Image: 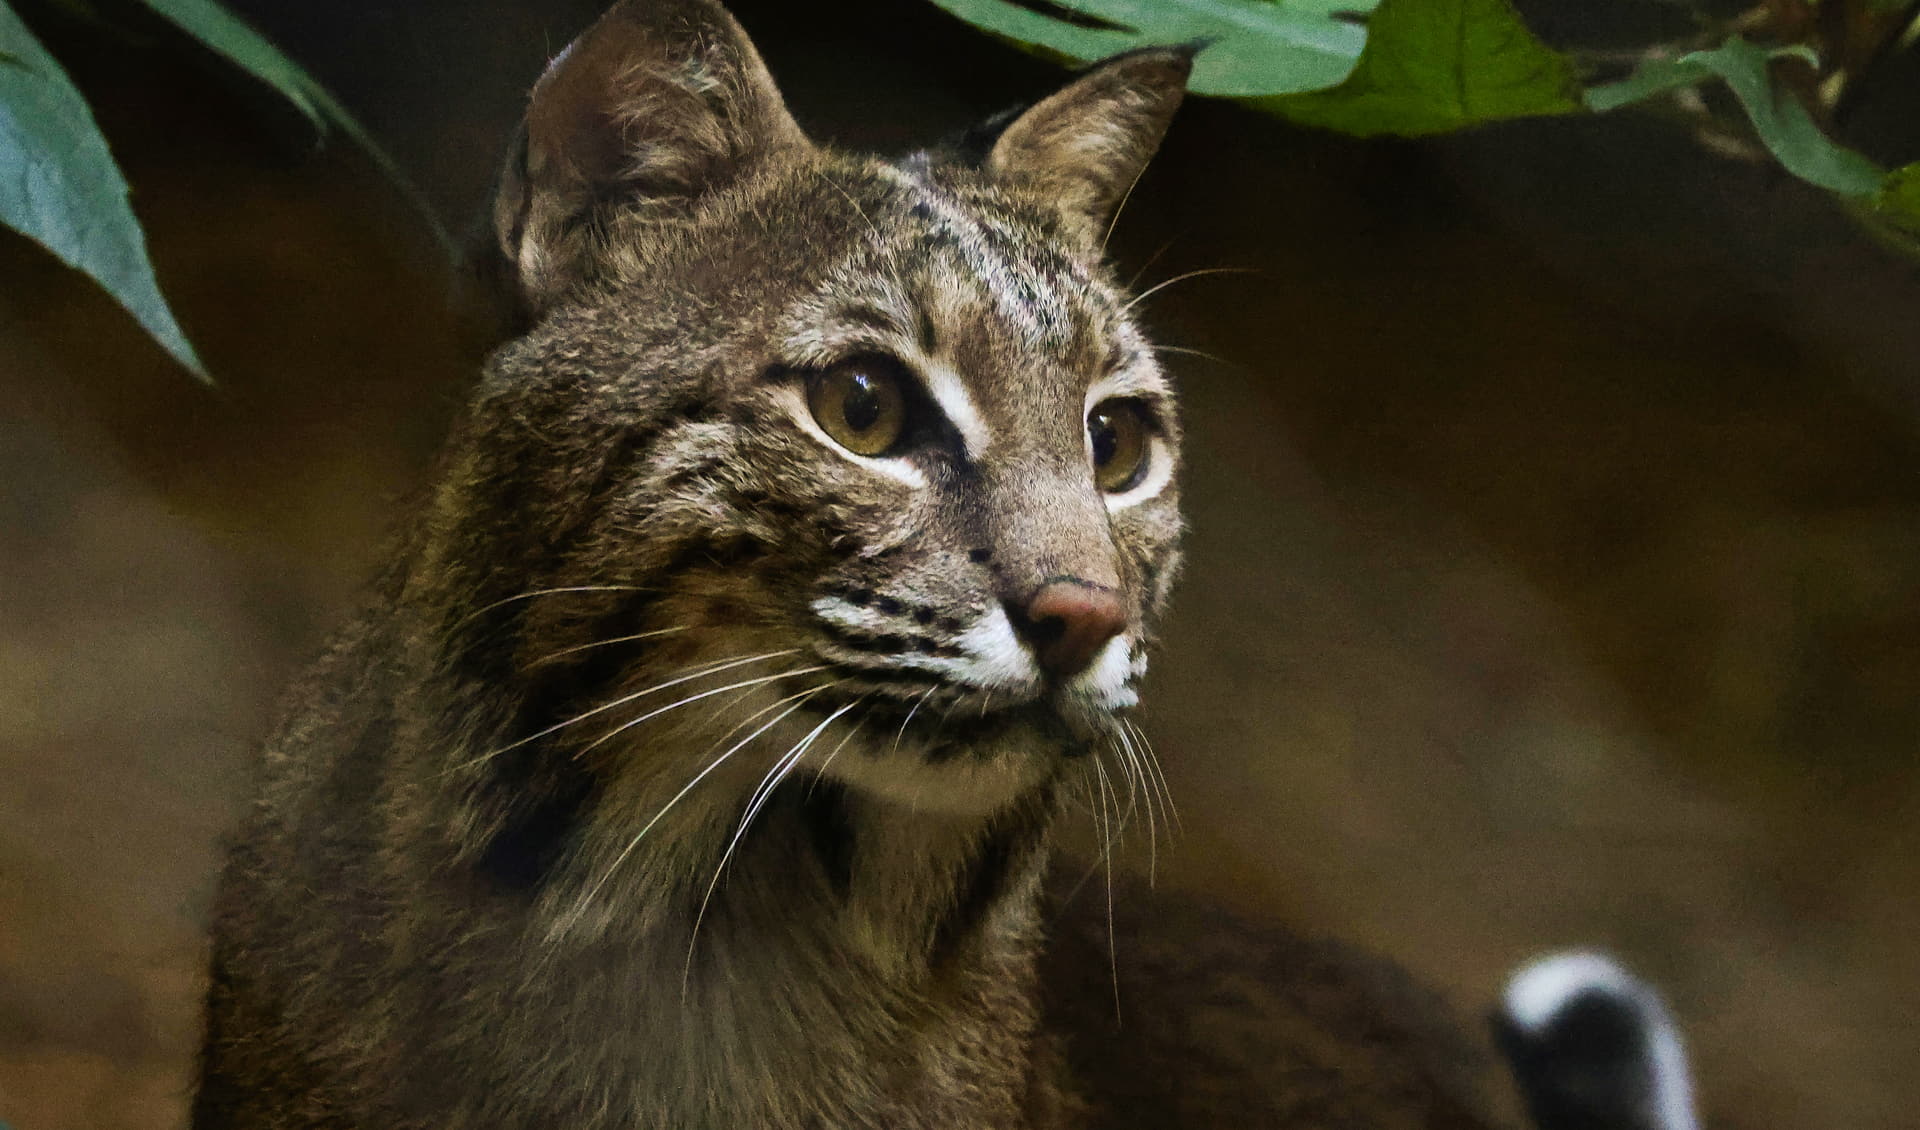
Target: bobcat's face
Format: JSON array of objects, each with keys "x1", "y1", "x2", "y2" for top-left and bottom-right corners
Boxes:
[{"x1": 445, "y1": 1, "x2": 1189, "y2": 817}]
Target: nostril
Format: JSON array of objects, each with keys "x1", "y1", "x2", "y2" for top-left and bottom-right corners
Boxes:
[{"x1": 1012, "y1": 580, "x2": 1127, "y2": 679}]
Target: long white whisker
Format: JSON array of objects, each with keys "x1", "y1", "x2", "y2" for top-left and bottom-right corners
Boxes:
[
  {"x1": 683, "y1": 694, "x2": 855, "y2": 988},
  {"x1": 891, "y1": 685, "x2": 939, "y2": 756},
  {"x1": 1124, "y1": 238, "x2": 1176, "y2": 292},
  {"x1": 1113, "y1": 724, "x2": 1157, "y2": 886},
  {"x1": 450, "y1": 649, "x2": 801, "y2": 773},
  {"x1": 1127, "y1": 719, "x2": 1181, "y2": 832},
  {"x1": 1149, "y1": 344, "x2": 1230, "y2": 366},
  {"x1": 1094, "y1": 741, "x2": 1139, "y2": 845},
  {"x1": 1059, "y1": 765, "x2": 1113, "y2": 906},
  {"x1": 528, "y1": 626, "x2": 689, "y2": 667},
  {"x1": 696, "y1": 680, "x2": 825, "y2": 756},
  {"x1": 572, "y1": 665, "x2": 831, "y2": 760},
  {"x1": 1101, "y1": 162, "x2": 1151, "y2": 254},
  {"x1": 1119, "y1": 722, "x2": 1165, "y2": 851},
  {"x1": 811, "y1": 700, "x2": 871, "y2": 792},
  {"x1": 455, "y1": 584, "x2": 653, "y2": 627},
  {"x1": 1089, "y1": 754, "x2": 1122, "y2": 1022},
  {"x1": 558, "y1": 687, "x2": 825, "y2": 937},
  {"x1": 1122, "y1": 266, "x2": 1258, "y2": 315},
  {"x1": 732, "y1": 693, "x2": 851, "y2": 852}
]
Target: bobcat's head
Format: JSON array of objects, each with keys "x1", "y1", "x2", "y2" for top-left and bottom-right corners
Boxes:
[{"x1": 430, "y1": 0, "x2": 1188, "y2": 823}]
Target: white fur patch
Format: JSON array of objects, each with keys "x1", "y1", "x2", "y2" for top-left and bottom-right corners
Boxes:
[
  {"x1": 1069, "y1": 634, "x2": 1137, "y2": 710},
  {"x1": 954, "y1": 605, "x2": 1040, "y2": 691},
  {"x1": 918, "y1": 358, "x2": 992, "y2": 459}
]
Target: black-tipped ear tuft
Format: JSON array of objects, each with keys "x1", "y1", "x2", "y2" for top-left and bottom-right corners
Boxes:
[
  {"x1": 985, "y1": 46, "x2": 1193, "y2": 246},
  {"x1": 490, "y1": 0, "x2": 810, "y2": 318}
]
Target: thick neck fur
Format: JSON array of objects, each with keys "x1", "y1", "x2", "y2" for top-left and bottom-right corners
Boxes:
[{"x1": 316, "y1": 598, "x2": 1068, "y2": 1128}]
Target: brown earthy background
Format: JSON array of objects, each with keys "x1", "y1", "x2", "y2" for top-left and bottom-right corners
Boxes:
[{"x1": 2, "y1": 1, "x2": 1915, "y2": 1127}]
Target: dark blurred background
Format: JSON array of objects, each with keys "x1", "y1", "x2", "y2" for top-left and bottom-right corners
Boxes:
[{"x1": 3, "y1": 1, "x2": 1917, "y2": 1126}]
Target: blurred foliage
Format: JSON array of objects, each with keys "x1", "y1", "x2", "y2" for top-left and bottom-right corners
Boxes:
[
  {"x1": 923, "y1": 0, "x2": 1375, "y2": 95},
  {"x1": 1, "y1": 1, "x2": 204, "y2": 374},
  {"x1": 1255, "y1": 0, "x2": 1581, "y2": 134},
  {"x1": 931, "y1": 0, "x2": 1920, "y2": 247},
  {"x1": 4, "y1": 0, "x2": 1920, "y2": 378},
  {"x1": 0, "y1": 0, "x2": 423, "y2": 380}
]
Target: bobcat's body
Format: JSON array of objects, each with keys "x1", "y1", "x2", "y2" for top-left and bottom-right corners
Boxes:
[{"x1": 193, "y1": 3, "x2": 1510, "y2": 1126}]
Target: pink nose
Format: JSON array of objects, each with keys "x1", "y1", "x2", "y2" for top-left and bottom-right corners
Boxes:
[{"x1": 1012, "y1": 581, "x2": 1128, "y2": 679}]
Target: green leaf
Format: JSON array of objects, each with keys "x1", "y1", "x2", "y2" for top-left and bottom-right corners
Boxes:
[
  {"x1": 1256, "y1": 0, "x2": 1580, "y2": 136},
  {"x1": 1871, "y1": 161, "x2": 1920, "y2": 235},
  {"x1": 0, "y1": 1, "x2": 204, "y2": 376},
  {"x1": 138, "y1": 0, "x2": 330, "y2": 128},
  {"x1": 138, "y1": 0, "x2": 452, "y2": 251},
  {"x1": 923, "y1": 0, "x2": 1374, "y2": 97},
  {"x1": 1585, "y1": 37, "x2": 1884, "y2": 197}
]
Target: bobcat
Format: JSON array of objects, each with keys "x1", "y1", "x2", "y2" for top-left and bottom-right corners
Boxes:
[{"x1": 190, "y1": 2, "x2": 1698, "y2": 1126}]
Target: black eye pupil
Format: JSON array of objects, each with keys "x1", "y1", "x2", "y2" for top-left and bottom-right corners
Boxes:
[
  {"x1": 842, "y1": 373, "x2": 883, "y2": 432},
  {"x1": 1090, "y1": 413, "x2": 1118, "y2": 466}
]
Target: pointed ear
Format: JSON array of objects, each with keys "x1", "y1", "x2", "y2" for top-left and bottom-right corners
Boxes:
[
  {"x1": 491, "y1": 0, "x2": 809, "y2": 316},
  {"x1": 986, "y1": 47, "x2": 1192, "y2": 246}
]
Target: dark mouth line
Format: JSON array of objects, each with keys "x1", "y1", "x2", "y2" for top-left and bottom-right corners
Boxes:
[{"x1": 795, "y1": 678, "x2": 1104, "y2": 763}]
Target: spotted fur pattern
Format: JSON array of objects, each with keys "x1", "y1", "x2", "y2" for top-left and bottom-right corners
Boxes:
[{"x1": 193, "y1": 3, "x2": 1504, "y2": 1127}]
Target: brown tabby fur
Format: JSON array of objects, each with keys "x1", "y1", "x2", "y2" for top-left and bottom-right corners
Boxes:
[{"x1": 192, "y1": 2, "x2": 1505, "y2": 1126}]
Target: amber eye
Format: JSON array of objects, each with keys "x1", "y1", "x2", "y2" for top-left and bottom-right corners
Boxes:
[
  {"x1": 1088, "y1": 398, "x2": 1151, "y2": 493},
  {"x1": 808, "y1": 358, "x2": 908, "y2": 456}
]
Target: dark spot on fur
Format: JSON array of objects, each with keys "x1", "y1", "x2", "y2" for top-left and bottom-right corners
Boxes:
[
  {"x1": 838, "y1": 304, "x2": 906, "y2": 337},
  {"x1": 476, "y1": 767, "x2": 596, "y2": 892},
  {"x1": 938, "y1": 616, "x2": 966, "y2": 633},
  {"x1": 917, "y1": 307, "x2": 939, "y2": 353},
  {"x1": 968, "y1": 548, "x2": 993, "y2": 564},
  {"x1": 910, "y1": 200, "x2": 934, "y2": 220},
  {"x1": 873, "y1": 595, "x2": 905, "y2": 616},
  {"x1": 927, "y1": 809, "x2": 1036, "y2": 969},
  {"x1": 656, "y1": 533, "x2": 769, "y2": 580},
  {"x1": 507, "y1": 586, "x2": 660, "y2": 743},
  {"x1": 800, "y1": 777, "x2": 856, "y2": 900},
  {"x1": 913, "y1": 607, "x2": 936, "y2": 625},
  {"x1": 817, "y1": 620, "x2": 939, "y2": 659},
  {"x1": 910, "y1": 635, "x2": 962, "y2": 658},
  {"x1": 845, "y1": 587, "x2": 876, "y2": 607},
  {"x1": 924, "y1": 740, "x2": 965, "y2": 765}
]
